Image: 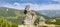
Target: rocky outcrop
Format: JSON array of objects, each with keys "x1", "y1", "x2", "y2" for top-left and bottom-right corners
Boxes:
[
  {"x1": 39, "y1": 16, "x2": 46, "y2": 25},
  {"x1": 23, "y1": 5, "x2": 36, "y2": 25},
  {"x1": 24, "y1": 12, "x2": 36, "y2": 25},
  {"x1": 23, "y1": 5, "x2": 36, "y2": 27}
]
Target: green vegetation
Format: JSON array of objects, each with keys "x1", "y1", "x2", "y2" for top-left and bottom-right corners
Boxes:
[
  {"x1": 0, "y1": 7, "x2": 60, "y2": 27},
  {"x1": 0, "y1": 7, "x2": 24, "y2": 25},
  {"x1": 0, "y1": 7, "x2": 24, "y2": 17},
  {"x1": 54, "y1": 18, "x2": 60, "y2": 25},
  {"x1": 45, "y1": 17, "x2": 60, "y2": 25},
  {"x1": 56, "y1": 26, "x2": 60, "y2": 27},
  {"x1": 38, "y1": 25, "x2": 48, "y2": 27},
  {"x1": 0, "y1": 17, "x2": 18, "y2": 27}
]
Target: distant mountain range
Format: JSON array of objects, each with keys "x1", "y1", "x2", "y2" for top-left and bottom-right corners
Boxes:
[{"x1": 37, "y1": 10, "x2": 60, "y2": 17}]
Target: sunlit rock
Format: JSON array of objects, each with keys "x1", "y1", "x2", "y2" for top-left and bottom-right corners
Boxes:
[
  {"x1": 39, "y1": 16, "x2": 46, "y2": 25},
  {"x1": 23, "y1": 5, "x2": 36, "y2": 26},
  {"x1": 51, "y1": 19, "x2": 56, "y2": 22}
]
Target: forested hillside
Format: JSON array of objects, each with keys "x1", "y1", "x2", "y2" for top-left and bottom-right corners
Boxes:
[
  {"x1": 0, "y1": 7, "x2": 42, "y2": 25},
  {"x1": 0, "y1": 7, "x2": 24, "y2": 18}
]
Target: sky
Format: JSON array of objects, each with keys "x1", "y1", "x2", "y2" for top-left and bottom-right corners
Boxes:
[{"x1": 0, "y1": 0, "x2": 60, "y2": 11}]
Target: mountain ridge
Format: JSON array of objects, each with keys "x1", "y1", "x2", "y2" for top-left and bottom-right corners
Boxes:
[{"x1": 37, "y1": 10, "x2": 60, "y2": 17}]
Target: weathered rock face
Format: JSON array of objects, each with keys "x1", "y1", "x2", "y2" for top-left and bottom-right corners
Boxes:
[
  {"x1": 39, "y1": 16, "x2": 46, "y2": 25},
  {"x1": 23, "y1": 5, "x2": 36, "y2": 25},
  {"x1": 24, "y1": 12, "x2": 36, "y2": 25}
]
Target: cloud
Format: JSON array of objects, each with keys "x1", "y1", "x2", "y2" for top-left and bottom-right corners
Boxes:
[
  {"x1": 0, "y1": 3, "x2": 40, "y2": 10},
  {"x1": 52, "y1": 0, "x2": 58, "y2": 1},
  {"x1": 40, "y1": 4, "x2": 60, "y2": 10},
  {"x1": 55, "y1": 0, "x2": 60, "y2": 1},
  {"x1": 14, "y1": 2, "x2": 20, "y2": 6},
  {"x1": 0, "y1": 2, "x2": 60, "y2": 11},
  {"x1": 52, "y1": 0, "x2": 60, "y2": 3}
]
